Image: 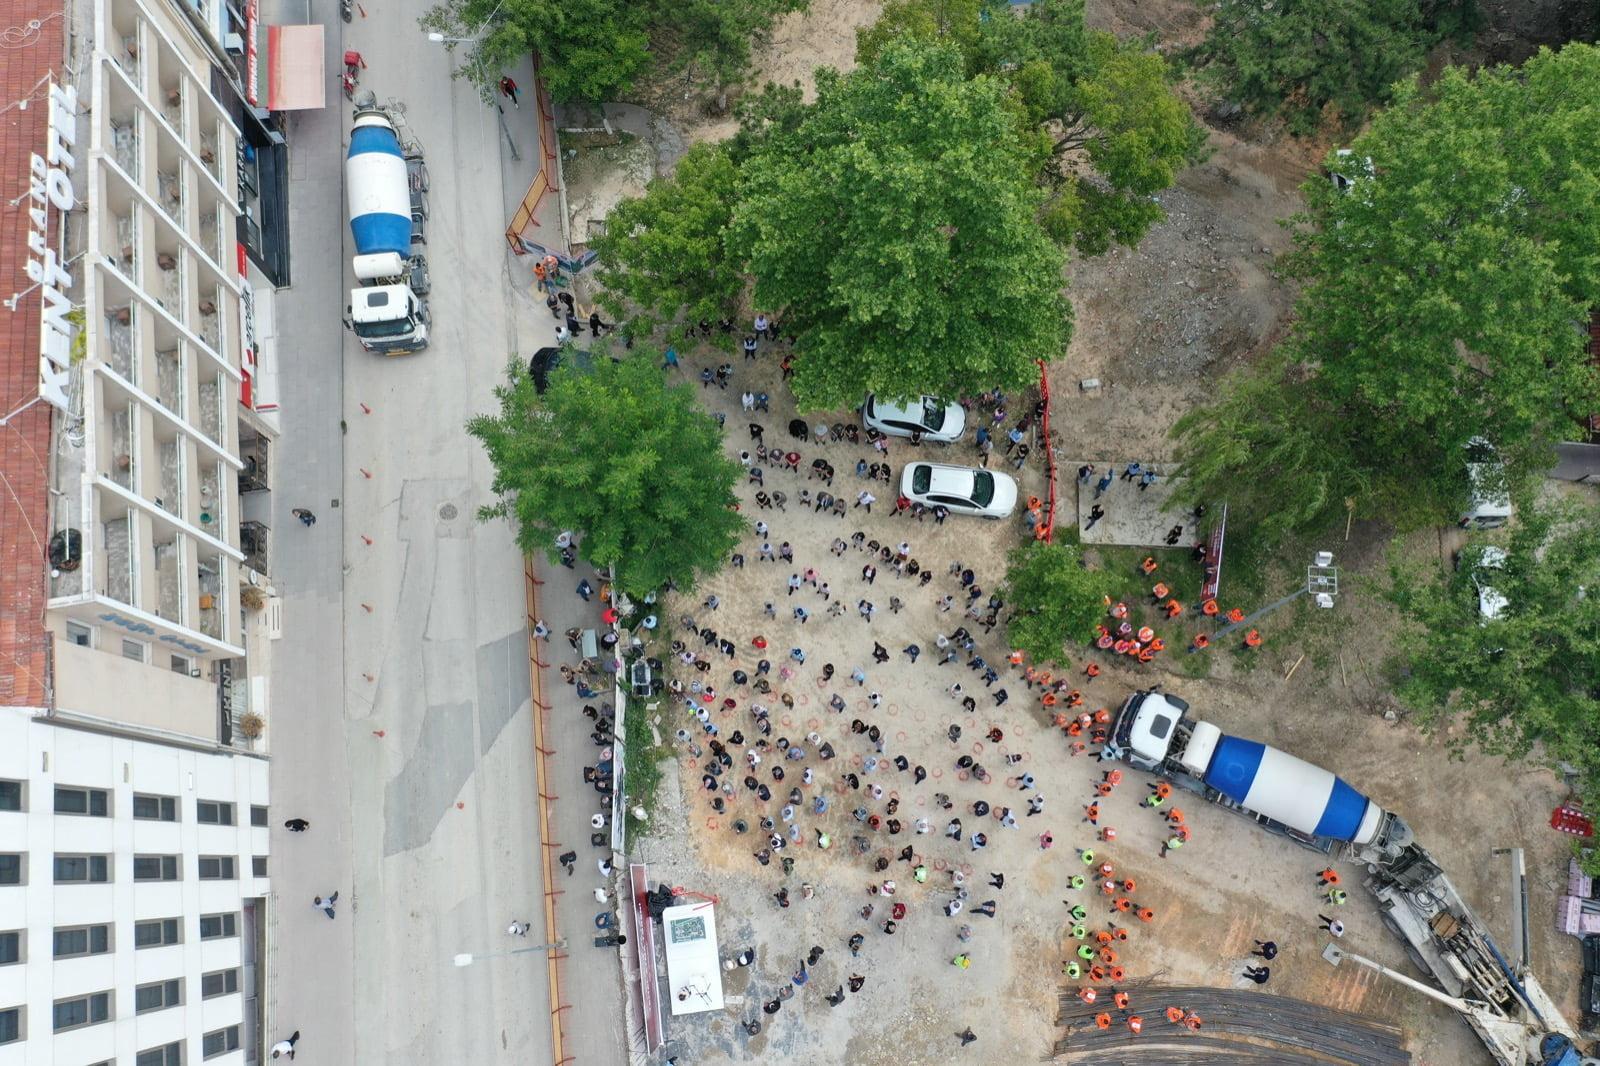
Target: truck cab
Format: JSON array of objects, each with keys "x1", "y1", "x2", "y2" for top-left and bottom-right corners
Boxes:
[
  {"x1": 1111, "y1": 690, "x2": 1190, "y2": 771},
  {"x1": 348, "y1": 285, "x2": 429, "y2": 353}
]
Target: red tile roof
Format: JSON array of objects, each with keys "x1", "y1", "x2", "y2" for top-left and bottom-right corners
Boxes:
[{"x1": 0, "y1": 0, "x2": 65, "y2": 707}]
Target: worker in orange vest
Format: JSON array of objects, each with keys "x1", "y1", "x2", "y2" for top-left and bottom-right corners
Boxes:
[
  {"x1": 1079, "y1": 986, "x2": 1098, "y2": 1005},
  {"x1": 1113, "y1": 991, "x2": 1131, "y2": 1011},
  {"x1": 1243, "y1": 629, "x2": 1262, "y2": 649},
  {"x1": 1226, "y1": 607, "x2": 1245, "y2": 623},
  {"x1": 1084, "y1": 662, "x2": 1101, "y2": 678},
  {"x1": 1164, "y1": 599, "x2": 1183, "y2": 618},
  {"x1": 1094, "y1": 1013, "x2": 1112, "y2": 1030},
  {"x1": 1184, "y1": 1013, "x2": 1203, "y2": 1031},
  {"x1": 1190, "y1": 633, "x2": 1210, "y2": 652},
  {"x1": 1200, "y1": 598, "x2": 1219, "y2": 616},
  {"x1": 1128, "y1": 1015, "x2": 1143, "y2": 1034},
  {"x1": 1150, "y1": 582, "x2": 1170, "y2": 603},
  {"x1": 1137, "y1": 906, "x2": 1156, "y2": 922},
  {"x1": 1140, "y1": 556, "x2": 1158, "y2": 575},
  {"x1": 1165, "y1": 1006, "x2": 1185, "y2": 1024}
]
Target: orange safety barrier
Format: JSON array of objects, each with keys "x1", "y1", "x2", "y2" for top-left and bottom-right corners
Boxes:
[
  {"x1": 524, "y1": 561, "x2": 569, "y2": 1066},
  {"x1": 505, "y1": 52, "x2": 564, "y2": 253}
]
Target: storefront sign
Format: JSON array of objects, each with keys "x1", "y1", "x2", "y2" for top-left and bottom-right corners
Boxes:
[
  {"x1": 26, "y1": 81, "x2": 79, "y2": 413},
  {"x1": 238, "y1": 250, "x2": 257, "y2": 410},
  {"x1": 244, "y1": 0, "x2": 259, "y2": 105}
]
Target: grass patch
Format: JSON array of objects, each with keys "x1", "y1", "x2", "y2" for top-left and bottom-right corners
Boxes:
[{"x1": 622, "y1": 620, "x2": 678, "y2": 821}]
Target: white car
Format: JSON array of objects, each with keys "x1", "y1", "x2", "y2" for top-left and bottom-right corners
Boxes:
[
  {"x1": 1467, "y1": 545, "x2": 1509, "y2": 621},
  {"x1": 862, "y1": 394, "x2": 966, "y2": 443},
  {"x1": 899, "y1": 462, "x2": 1018, "y2": 519}
]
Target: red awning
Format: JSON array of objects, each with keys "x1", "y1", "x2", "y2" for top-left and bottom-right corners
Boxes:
[{"x1": 267, "y1": 25, "x2": 326, "y2": 111}]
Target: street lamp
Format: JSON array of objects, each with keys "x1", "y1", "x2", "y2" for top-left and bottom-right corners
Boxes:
[
  {"x1": 422, "y1": 18, "x2": 520, "y2": 161},
  {"x1": 1212, "y1": 550, "x2": 1339, "y2": 639},
  {"x1": 453, "y1": 941, "x2": 565, "y2": 968}
]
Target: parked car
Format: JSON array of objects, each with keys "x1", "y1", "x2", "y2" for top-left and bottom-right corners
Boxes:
[
  {"x1": 1583, "y1": 934, "x2": 1599, "y2": 1026},
  {"x1": 1460, "y1": 436, "x2": 1512, "y2": 530},
  {"x1": 899, "y1": 462, "x2": 1017, "y2": 519},
  {"x1": 862, "y1": 394, "x2": 966, "y2": 443},
  {"x1": 1456, "y1": 544, "x2": 1510, "y2": 622}
]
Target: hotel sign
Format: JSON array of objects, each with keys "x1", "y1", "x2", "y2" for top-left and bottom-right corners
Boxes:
[{"x1": 26, "y1": 81, "x2": 79, "y2": 413}]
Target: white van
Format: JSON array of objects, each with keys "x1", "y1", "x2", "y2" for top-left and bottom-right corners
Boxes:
[{"x1": 1460, "y1": 437, "x2": 1512, "y2": 530}]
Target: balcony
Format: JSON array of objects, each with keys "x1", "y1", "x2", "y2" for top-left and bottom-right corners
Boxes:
[
  {"x1": 197, "y1": 375, "x2": 221, "y2": 445},
  {"x1": 154, "y1": 346, "x2": 184, "y2": 418},
  {"x1": 105, "y1": 304, "x2": 137, "y2": 385},
  {"x1": 196, "y1": 295, "x2": 220, "y2": 352},
  {"x1": 156, "y1": 250, "x2": 184, "y2": 321},
  {"x1": 114, "y1": 30, "x2": 142, "y2": 87},
  {"x1": 160, "y1": 82, "x2": 183, "y2": 136},
  {"x1": 240, "y1": 521, "x2": 268, "y2": 575},
  {"x1": 199, "y1": 460, "x2": 223, "y2": 538},
  {"x1": 154, "y1": 536, "x2": 182, "y2": 624},
  {"x1": 107, "y1": 406, "x2": 135, "y2": 492},
  {"x1": 156, "y1": 168, "x2": 184, "y2": 227},
  {"x1": 156, "y1": 435, "x2": 184, "y2": 518},
  {"x1": 111, "y1": 119, "x2": 140, "y2": 181},
  {"x1": 114, "y1": 212, "x2": 138, "y2": 277},
  {"x1": 102, "y1": 514, "x2": 136, "y2": 605},
  {"x1": 238, "y1": 428, "x2": 269, "y2": 494},
  {"x1": 199, "y1": 210, "x2": 222, "y2": 266},
  {"x1": 198, "y1": 130, "x2": 222, "y2": 186},
  {"x1": 196, "y1": 556, "x2": 223, "y2": 640}
]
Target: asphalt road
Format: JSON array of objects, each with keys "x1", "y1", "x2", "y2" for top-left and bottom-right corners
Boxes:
[{"x1": 257, "y1": 2, "x2": 622, "y2": 1060}]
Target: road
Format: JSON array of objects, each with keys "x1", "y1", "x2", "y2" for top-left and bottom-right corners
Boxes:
[{"x1": 258, "y1": 3, "x2": 630, "y2": 1062}]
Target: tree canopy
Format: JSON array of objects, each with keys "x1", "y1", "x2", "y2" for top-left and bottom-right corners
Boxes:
[
  {"x1": 857, "y1": 0, "x2": 1204, "y2": 254},
  {"x1": 1173, "y1": 44, "x2": 1600, "y2": 542},
  {"x1": 419, "y1": 0, "x2": 805, "y2": 103},
  {"x1": 590, "y1": 143, "x2": 744, "y2": 338},
  {"x1": 729, "y1": 39, "x2": 1072, "y2": 410},
  {"x1": 1387, "y1": 497, "x2": 1600, "y2": 831},
  {"x1": 1000, "y1": 541, "x2": 1114, "y2": 665},
  {"x1": 1189, "y1": 0, "x2": 1479, "y2": 135},
  {"x1": 468, "y1": 350, "x2": 744, "y2": 597}
]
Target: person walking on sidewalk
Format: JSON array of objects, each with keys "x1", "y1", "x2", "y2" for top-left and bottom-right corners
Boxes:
[
  {"x1": 313, "y1": 892, "x2": 338, "y2": 919},
  {"x1": 499, "y1": 75, "x2": 520, "y2": 107},
  {"x1": 507, "y1": 921, "x2": 531, "y2": 936},
  {"x1": 292, "y1": 508, "x2": 316, "y2": 526},
  {"x1": 270, "y1": 1031, "x2": 301, "y2": 1059}
]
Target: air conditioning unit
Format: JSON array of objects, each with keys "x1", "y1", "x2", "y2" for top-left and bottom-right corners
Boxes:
[{"x1": 224, "y1": 32, "x2": 243, "y2": 53}]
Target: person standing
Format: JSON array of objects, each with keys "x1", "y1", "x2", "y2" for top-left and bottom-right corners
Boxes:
[
  {"x1": 498, "y1": 75, "x2": 520, "y2": 107},
  {"x1": 1242, "y1": 965, "x2": 1271, "y2": 984},
  {"x1": 1085, "y1": 505, "x2": 1105, "y2": 530},
  {"x1": 1319, "y1": 915, "x2": 1345, "y2": 937},
  {"x1": 958, "y1": 1027, "x2": 977, "y2": 1046},
  {"x1": 1252, "y1": 939, "x2": 1277, "y2": 959}
]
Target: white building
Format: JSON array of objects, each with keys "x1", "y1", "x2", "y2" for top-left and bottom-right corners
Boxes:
[{"x1": 0, "y1": 706, "x2": 269, "y2": 1063}]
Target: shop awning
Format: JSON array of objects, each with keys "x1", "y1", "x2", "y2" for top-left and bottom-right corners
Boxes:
[{"x1": 267, "y1": 24, "x2": 325, "y2": 111}]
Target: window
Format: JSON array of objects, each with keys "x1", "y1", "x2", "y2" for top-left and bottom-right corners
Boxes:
[
  {"x1": 0, "y1": 780, "x2": 21, "y2": 811},
  {"x1": 54, "y1": 786, "x2": 109, "y2": 817},
  {"x1": 122, "y1": 637, "x2": 147, "y2": 661},
  {"x1": 0, "y1": 931, "x2": 21, "y2": 965},
  {"x1": 250, "y1": 804, "x2": 269, "y2": 827},
  {"x1": 0, "y1": 854, "x2": 20, "y2": 885},
  {"x1": 200, "y1": 968, "x2": 239, "y2": 998},
  {"x1": 198, "y1": 855, "x2": 235, "y2": 880},
  {"x1": 134, "y1": 854, "x2": 180, "y2": 882},
  {"x1": 135, "y1": 979, "x2": 181, "y2": 1014},
  {"x1": 134, "y1": 918, "x2": 181, "y2": 948},
  {"x1": 202, "y1": 1024, "x2": 240, "y2": 1058},
  {"x1": 66, "y1": 620, "x2": 93, "y2": 646},
  {"x1": 133, "y1": 793, "x2": 178, "y2": 821},
  {"x1": 196, "y1": 800, "x2": 234, "y2": 825},
  {"x1": 0, "y1": 1006, "x2": 20, "y2": 1044},
  {"x1": 137, "y1": 1042, "x2": 183, "y2": 1066},
  {"x1": 199, "y1": 912, "x2": 237, "y2": 940},
  {"x1": 54, "y1": 854, "x2": 110, "y2": 883},
  {"x1": 52, "y1": 990, "x2": 110, "y2": 1032},
  {"x1": 53, "y1": 924, "x2": 111, "y2": 958},
  {"x1": 170, "y1": 654, "x2": 191, "y2": 674},
  {"x1": 252, "y1": 855, "x2": 267, "y2": 877}
]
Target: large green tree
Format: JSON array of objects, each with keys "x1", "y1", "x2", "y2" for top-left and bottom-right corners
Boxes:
[
  {"x1": 1387, "y1": 497, "x2": 1600, "y2": 832},
  {"x1": 1174, "y1": 45, "x2": 1600, "y2": 540},
  {"x1": 729, "y1": 39, "x2": 1071, "y2": 410},
  {"x1": 590, "y1": 144, "x2": 743, "y2": 337},
  {"x1": 1189, "y1": 0, "x2": 1479, "y2": 135},
  {"x1": 468, "y1": 351, "x2": 744, "y2": 597},
  {"x1": 1000, "y1": 541, "x2": 1114, "y2": 664},
  {"x1": 857, "y1": 0, "x2": 1204, "y2": 255}
]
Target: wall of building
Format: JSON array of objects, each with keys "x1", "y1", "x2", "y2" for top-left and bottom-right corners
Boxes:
[{"x1": 0, "y1": 705, "x2": 268, "y2": 1064}]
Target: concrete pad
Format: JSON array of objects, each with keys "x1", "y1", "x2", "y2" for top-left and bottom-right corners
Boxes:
[{"x1": 1070, "y1": 460, "x2": 1191, "y2": 547}]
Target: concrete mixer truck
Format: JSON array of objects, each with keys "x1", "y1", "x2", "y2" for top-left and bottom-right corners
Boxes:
[
  {"x1": 344, "y1": 105, "x2": 430, "y2": 354},
  {"x1": 1106, "y1": 688, "x2": 1597, "y2": 1066}
]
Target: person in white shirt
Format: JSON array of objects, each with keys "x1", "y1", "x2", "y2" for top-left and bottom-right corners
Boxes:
[{"x1": 270, "y1": 1031, "x2": 300, "y2": 1059}]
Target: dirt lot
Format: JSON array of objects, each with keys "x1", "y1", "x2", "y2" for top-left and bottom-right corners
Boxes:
[{"x1": 601, "y1": 2, "x2": 1591, "y2": 1063}]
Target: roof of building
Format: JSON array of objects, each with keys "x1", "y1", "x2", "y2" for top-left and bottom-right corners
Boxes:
[{"x1": 0, "y1": 0, "x2": 65, "y2": 707}]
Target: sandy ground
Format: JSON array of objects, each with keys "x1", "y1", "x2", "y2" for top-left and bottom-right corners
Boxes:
[{"x1": 589, "y1": 2, "x2": 1590, "y2": 1063}]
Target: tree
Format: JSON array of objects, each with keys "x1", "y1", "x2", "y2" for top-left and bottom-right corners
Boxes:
[
  {"x1": 590, "y1": 144, "x2": 744, "y2": 337},
  {"x1": 1387, "y1": 497, "x2": 1600, "y2": 829},
  {"x1": 855, "y1": 0, "x2": 982, "y2": 72},
  {"x1": 419, "y1": 0, "x2": 651, "y2": 104},
  {"x1": 664, "y1": 0, "x2": 809, "y2": 105},
  {"x1": 1189, "y1": 0, "x2": 1479, "y2": 135},
  {"x1": 468, "y1": 351, "x2": 744, "y2": 597},
  {"x1": 1174, "y1": 45, "x2": 1600, "y2": 540},
  {"x1": 729, "y1": 40, "x2": 1072, "y2": 411},
  {"x1": 1001, "y1": 541, "x2": 1114, "y2": 665}
]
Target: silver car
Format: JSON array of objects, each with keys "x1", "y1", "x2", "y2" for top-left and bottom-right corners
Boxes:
[
  {"x1": 862, "y1": 394, "x2": 967, "y2": 443},
  {"x1": 899, "y1": 462, "x2": 1018, "y2": 519}
]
